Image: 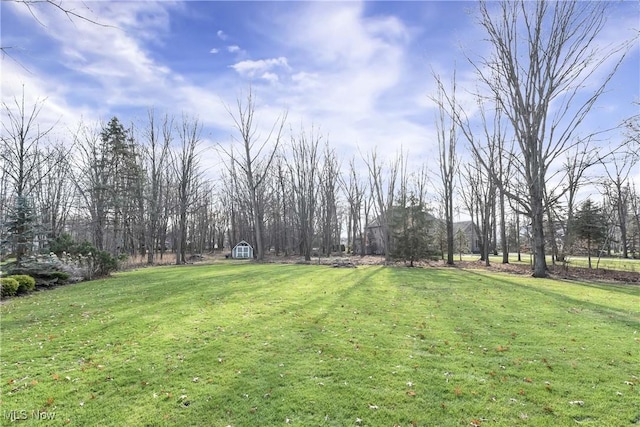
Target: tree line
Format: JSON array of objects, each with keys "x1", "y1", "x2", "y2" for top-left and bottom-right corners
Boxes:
[{"x1": 1, "y1": 0, "x2": 638, "y2": 277}]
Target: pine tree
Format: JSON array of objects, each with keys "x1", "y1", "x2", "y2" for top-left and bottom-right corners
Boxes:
[
  {"x1": 391, "y1": 194, "x2": 434, "y2": 267},
  {"x1": 5, "y1": 195, "x2": 39, "y2": 265},
  {"x1": 573, "y1": 199, "x2": 607, "y2": 269}
]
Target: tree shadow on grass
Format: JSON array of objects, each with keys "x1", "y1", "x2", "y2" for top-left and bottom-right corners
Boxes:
[{"x1": 460, "y1": 269, "x2": 640, "y2": 329}]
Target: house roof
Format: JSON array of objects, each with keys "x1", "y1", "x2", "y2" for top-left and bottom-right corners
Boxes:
[
  {"x1": 453, "y1": 221, "x2": 475, "y2": 234},
  {"x1": 233, "y1": 240, "x2": 253, "y2": 249},
  {"x1": 365, "y1": 206, "x2": 439, "y2": 229}
]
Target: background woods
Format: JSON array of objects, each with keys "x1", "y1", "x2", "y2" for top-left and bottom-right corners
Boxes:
[{"x1": 1, "y1": 0, "x2": 638, "y2": 277}]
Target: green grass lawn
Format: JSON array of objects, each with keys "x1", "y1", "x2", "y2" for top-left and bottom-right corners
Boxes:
[
  {"x1": 456, "y1": 253, "x2": 640, "y2": 272},
  {"x1": 1, "y1": 263, "x2": 638, "y2": 426}
]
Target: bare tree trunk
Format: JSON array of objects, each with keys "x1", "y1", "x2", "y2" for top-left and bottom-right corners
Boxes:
[
  {"x1": 172, "y1": 115, "x2": 202, "y2": 265},
  {"x1": 1, "y1": 91, "x2": 55, "y2": 265},
  {"x1": 467, "y1": 0, "x2": 631, "y2": 277},
  {"x1": 223, "y1": 88, "x2": 287, "y2": 261},
  {"x1": 432, "y1": 72, "x2": 459, "y2": 265},
  {"x1": 364, "y1": 149, "x2": 399, "y2": 261},
  {"x1": 602, "y1": 152, "x2": 638, "y2": 258},
  {"x1": 143, "y1": 110, "x2": 172, "y2": 265},
  {"x1": 340, "y1": 157, "x2": 364, "y2": 256},
  {"x1": 320, "y1": 144, "x2": 340, "y2": 256},
  {"x1": 287, "y1": 125, "x2": 320, "y2": 261}
]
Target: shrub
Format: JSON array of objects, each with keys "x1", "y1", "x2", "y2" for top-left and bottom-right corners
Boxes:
[
  {"x1": 49, "y1": 233, "x2": 76, "y2": 256},
  {"x1": 94, "y1": 250, "x2": 119, "y2": 277},
  {"x1": 47, "y1": 235, "x2": 121, "y2": 278},
  {"x1": 0, "y1": 277, "x2": 19, "y2": 298},
  {"x1": 50, "y1": 271, "x2": 70, "y2": 281},
  {"x1": 75, "y1": 241, "x2": 96, "y2": 256},
  {"x1": 9, "y1": 274, "x2": 36, "y2": 293}
]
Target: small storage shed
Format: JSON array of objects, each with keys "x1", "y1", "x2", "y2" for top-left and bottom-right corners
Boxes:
[{"x1": 232, "y1": 240, "x2": 253, "y2": 259}]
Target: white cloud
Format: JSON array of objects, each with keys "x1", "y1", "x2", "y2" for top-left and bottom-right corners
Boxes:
[
  {"x1": 1, "y1": 1, "x2": 230, "y2": 133},
  {"x1": 230, "y1": 57, "x2": 290, "y2": 78},
  {"x1": 4, "y1": 0, "x2": 635, "y2": 193},
  {"x1": 261, "y1": 72, "x2": 279, "y2": 83},
  {"x1": 268, "y1": 3, "x2": 413, "y2": 132}
]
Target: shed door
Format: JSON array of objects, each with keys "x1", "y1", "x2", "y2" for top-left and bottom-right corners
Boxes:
[{"x1": 237, "y1": 245, "x2": 251, "y2": 258}]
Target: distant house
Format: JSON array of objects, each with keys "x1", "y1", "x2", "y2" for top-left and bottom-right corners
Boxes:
[
  {"x1": 232, "y1": 240, "x2": 253, "y2": 259},
  {"x1": 452, "y1": 221, "x2": 481, "y2": 254},
  {"x1": 364, "y1": 208, "x2": 438, "y2": 256},
  {"x1": 365, "y1": 216, "x2": 386, "y2": 255},
  {"x1": 362, "y1": 213, "x2": 481, "y2": 256}
]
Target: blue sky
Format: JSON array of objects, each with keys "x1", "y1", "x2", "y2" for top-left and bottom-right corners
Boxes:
[{"x1": 1, "y1": 1, "x2": 639, "y2": 187}]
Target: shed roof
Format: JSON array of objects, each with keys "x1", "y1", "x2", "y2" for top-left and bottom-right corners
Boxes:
[{"x1": 233, "y1": 240, "x2": 253, "y2": 248}]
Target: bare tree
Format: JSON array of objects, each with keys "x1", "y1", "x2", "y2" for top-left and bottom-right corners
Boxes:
[
  {"x1": 461, "y1": 157, "x2": 494, "y2": 266},
  {"x1": 172, "y1": 115, "x2": 202, "y2": 265},
  {"x1": 319, "y1": 143, "x2": 341, "y2": 255},
  {"x1": 287, "y1": 125, "x2": 321, "y2": 261},
  {"x1": 364, "y1": 148, "x2": 400, "y2": 261},
  {"x1": 73, "y1": 122, "x2": 108, "y2": 251},
  {"x1": 34, "y1": 142, "x2": 74, "y2": 241},
  {"x1": 339, "y1": 158, "x2": 364, "y2": 255},
  {"x1": 1, "y1": 91, "x2": 55, "y2": 264},
  {"x1": 141, "y1": 109, "x2": 172, "y2": 264},
  {"x1": 273, "y1": 154, "x2": 292, "y2": 255},
  {"x1": 601, "y1": 151, "x2": 638, "y2": 258},
  {"x1": 431, "y1": 71, "x2": 459, "y2": 265},
  {"x1": 2, "y1": 0, "x2": 110, "y2": 66},
  {"x1": 554, "y1": 145, "x2": 600, "y2": 263},
  {"x1": 630, "y1": 184, "x2": 640, "y2": 257},
  {"x1": 622, "y1": 109, "x2": 639, "y2": 149},
  {"x1": 223, "y1": 89, "x2": 287, "y2": 261},
  {"x1": 467, "y1": 0, "x2": 632, "y2": 277}
]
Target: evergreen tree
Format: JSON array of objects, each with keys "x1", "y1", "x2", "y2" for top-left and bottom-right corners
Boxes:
[
  {"x1": 391, "y1": 194, "x2": 434, "y2": 267},
  {"x1": 77, "y1": 117, "x2": 142, "y2": 256},
  {"x1": 573, "y1": 199, "x2": 607, "y2": 269},
  {"x1": 100, "y1": 117, "x2": 138, "y2": 255},
  {"x1": 5, "y1": 195, "x2": 38, "y2": 264}
]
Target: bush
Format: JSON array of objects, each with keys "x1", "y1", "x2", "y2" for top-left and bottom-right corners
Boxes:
[
  {"x1": 75, "y1": 241, "x2": 96, "y2": 256},
  {"x1": 50, "y1": 271, "x2": 71, "y2": 281},
  {"x1": 0, "y1": 277, "x2": 19, "y2": 298},
  {"x1": 9, "y1": 274, "x2": 36, "y2": 293},
  {"x1": 49, "y1": 233, "x2": 76, "y2": 255},
  {"x1": 94, "y1": 250, "x2": 119, "y2": 277},
  {"x1": 47, "y1": 235, "x2": 121, "y2": 279}
]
